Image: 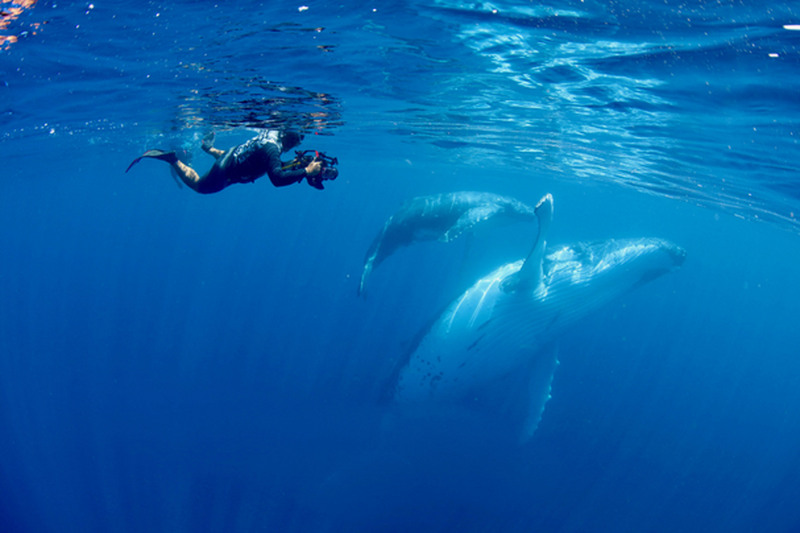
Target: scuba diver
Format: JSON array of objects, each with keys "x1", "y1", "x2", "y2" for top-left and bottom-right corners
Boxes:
[{"x1": 125, "y1": 129, "x2": 338, "y2": 193}]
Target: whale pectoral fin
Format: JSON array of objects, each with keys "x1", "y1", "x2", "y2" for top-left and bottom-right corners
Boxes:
[
  {"x1": 359, "y1": 222, "x2": 394, "y2": 296},
  {"x1": 521, "y1": 343, "x2": 560, "y2": 442},
  {"x1": 358, "y1": 249, "x2": 377, "y2": 296},
  {"x1": 440, "y1": 205, "x2": 501, "y2": 242},
  {"x1": 358, "y1": 261, "x2": 373, "y2": 297}
]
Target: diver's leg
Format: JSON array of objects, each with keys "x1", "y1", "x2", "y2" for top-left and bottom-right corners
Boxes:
[
  {"x1": 171, "y1": 160, "x2": 202, "y2": 189},
  {"x1": 201, "y1": 132, "x2": 225, "y2": 159},
  {"x1": 205, "y1": 146, "x2": 225, "y2": 159},
  {"x1": 126, "y1": 149, "x2": 204, "y2": 191},
  {"x1": 163, "y1": 159, "x2": 227, "y2": 194}
]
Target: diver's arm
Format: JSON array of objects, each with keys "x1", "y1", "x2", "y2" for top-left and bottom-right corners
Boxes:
[
  {"x1": 264, "y1": 148, "x2": 319, "y2": 187},
  {"x1": 266, "y1": 159, "x2": 306, "y2": 187}
]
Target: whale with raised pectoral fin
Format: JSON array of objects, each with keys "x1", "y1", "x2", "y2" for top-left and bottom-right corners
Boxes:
[
  {"x1": 359, "y1": 191, "x2": 537, "y2": 295},
  {"x1": 392, "y1": 194, "x2": 685, "y2": 441}
]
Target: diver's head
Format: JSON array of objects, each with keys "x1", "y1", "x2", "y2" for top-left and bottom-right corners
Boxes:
[{"x1": 281, "y1": 130, "x2": 304, "y2": 152}]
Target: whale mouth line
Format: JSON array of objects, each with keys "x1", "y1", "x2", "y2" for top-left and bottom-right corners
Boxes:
[{"x1": 635, "y1": 267, "x2": 672, "y2": 288}]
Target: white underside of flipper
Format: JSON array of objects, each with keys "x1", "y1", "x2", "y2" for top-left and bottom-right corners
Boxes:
[{"x1": 522, "y1": 344, "x2": 559, "y2": 441}]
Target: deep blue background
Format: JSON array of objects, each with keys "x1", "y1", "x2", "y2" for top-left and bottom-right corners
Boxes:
[{"x1": 2, "y1": 1, "x2": 800, "y2": 532}]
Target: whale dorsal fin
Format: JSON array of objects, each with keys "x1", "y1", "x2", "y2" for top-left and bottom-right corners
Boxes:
[{"x1": 503, "y1": 193, "x2": 553, "y2": 293}]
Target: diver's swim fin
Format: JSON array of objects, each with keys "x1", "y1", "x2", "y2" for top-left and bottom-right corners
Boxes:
[{"x1": 125, "y1": 149, "x2": 179, "y2": 173}]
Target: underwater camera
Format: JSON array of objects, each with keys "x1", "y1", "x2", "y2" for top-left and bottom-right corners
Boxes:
[{"x1": 286, "y1": 150, "x2": 339, "y2": 189}]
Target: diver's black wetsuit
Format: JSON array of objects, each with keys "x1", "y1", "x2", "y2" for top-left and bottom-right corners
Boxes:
[{"x1": 196, "y1": 130, "x2": 306, "y2": 194}]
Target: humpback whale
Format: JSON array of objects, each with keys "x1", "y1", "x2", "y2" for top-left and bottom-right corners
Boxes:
[
  {"x1": 392, "y1": 194, "x2": 685, "y2": 440},
  {"x1": 359, "y1": 192, "x2": 536, "y2": 295}
]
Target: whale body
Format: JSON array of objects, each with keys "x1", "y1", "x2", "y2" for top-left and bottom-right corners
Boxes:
[
  {"x1": 359, "y1": 191, "x2": 536, "y2": 295},
  {"x1": 392, "y1": 194, "x2": 685, "y2": 440}
]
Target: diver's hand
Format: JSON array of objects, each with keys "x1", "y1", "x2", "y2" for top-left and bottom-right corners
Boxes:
[{"x1": 305, "y1": 160, "x2": 322, "y2": 176}]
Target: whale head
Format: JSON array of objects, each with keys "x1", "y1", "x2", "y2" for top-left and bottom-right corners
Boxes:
[{"x1": 536, "y1": 237, "x2": 686, "y2": 319}]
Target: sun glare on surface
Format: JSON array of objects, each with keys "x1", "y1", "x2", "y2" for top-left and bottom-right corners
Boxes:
[{"x1": 1, "y1": 0, "x2": 41, "y2": 50}]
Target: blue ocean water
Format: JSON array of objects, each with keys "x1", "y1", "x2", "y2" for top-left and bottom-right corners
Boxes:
[{"x1": 2, "y1": 1, "x2": 800, "y2": 531}]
